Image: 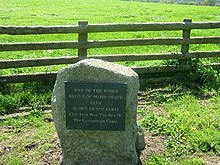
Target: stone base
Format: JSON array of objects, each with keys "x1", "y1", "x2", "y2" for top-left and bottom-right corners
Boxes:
[{"x1": 52, "y1": 59, "x2": 145, "y2": 165}]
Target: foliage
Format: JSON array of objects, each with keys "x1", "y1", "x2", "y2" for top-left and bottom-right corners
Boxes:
[
  {"x1": 204, "y1": 0, "x2": 217, "y2": 5},
  {"x1": 127, "y1": 0, "x2": 219, "y2": 6},
  {"x1": 160, "y1": 0, "x2": 177, "y2": 4},
  {"x1": 0, "y1": 82, "x2": 53, "y2": 115},
  {"x1": 140, "y1": 93, "x2": 220, "y2": 159},
  {"x1": 187, "y1": 59, "x2": 220, "y2": 91},
  {"x1": 146, "y1": 155, "x2": 172, "y2": 165},
  {"x1": 163, "y1": 58, "x2": 220, "y2": 91},
  {"x1": 146, "y1": 154, "x2": 206, "y2": 164}
]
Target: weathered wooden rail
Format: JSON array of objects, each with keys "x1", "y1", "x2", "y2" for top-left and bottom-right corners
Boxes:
[{"x1": 0, "y1": 19, "x2": 219, "y2": 84}]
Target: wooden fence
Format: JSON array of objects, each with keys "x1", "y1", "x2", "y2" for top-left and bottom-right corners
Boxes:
[{"x1": 0, "y1": 19, "x2": 220, "y2": 84}]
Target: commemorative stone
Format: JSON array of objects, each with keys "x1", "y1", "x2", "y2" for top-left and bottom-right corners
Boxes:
[{"x1": 51, "y1": 59, "x2": 145, "y2": 165}]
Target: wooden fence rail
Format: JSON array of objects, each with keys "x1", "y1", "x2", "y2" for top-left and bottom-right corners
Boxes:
[
  {"x1": 1, "y1": 63, "x2": 220, "y2": 84},
  {"x1": 1, "y1": 51, "x2": 220, "y2": 69},
  {"x1": 0, "y1": 22, "x2": 219, "y2": 35},
  {"x1": 0, "y1": 19, "x2": 219, "y2": 84},
  {"x1": 1, "y1": 37, "x2": 219, "y2": 51}
]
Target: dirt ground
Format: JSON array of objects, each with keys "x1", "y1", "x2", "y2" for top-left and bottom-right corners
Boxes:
[{"x1": 38, "y1": 130, "x2": 220, "y2": 165}]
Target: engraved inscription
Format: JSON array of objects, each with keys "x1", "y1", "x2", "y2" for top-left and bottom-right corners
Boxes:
[{"x1": 65, "y1": 81, "x2": 127, "y2": 131}]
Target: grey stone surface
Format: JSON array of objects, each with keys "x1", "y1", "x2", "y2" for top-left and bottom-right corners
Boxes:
[{"x1": 51, "y1": 59, "x2": 145, "y2": 165}]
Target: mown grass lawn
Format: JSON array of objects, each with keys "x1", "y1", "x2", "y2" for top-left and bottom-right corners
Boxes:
[
  {"x1": 0, "y1": 0, "x2": 220, "y2": 164},
  {"x1": 0, "y1": 0, "x2": 219, "y2": 61},
  {"x1": 0, "y1": 0, "x2": 219, "y2": 77}
]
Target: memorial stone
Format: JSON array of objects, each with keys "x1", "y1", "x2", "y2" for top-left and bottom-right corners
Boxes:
[{"x1": 51, "y1": 59, "x2": 145, "y2": 165}]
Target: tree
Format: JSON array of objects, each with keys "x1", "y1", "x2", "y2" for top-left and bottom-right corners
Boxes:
[{"x1": 204, "y1": 0, "x2": 217, "y2": 6}]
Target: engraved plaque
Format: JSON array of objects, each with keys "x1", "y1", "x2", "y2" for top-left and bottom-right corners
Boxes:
[{"x1": 65, "y1": 81, "x2": 127, "y2": 131}]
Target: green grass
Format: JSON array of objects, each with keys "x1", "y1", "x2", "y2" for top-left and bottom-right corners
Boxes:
[
  {"x1": 0, "y1": 112, "x2": 60, "y2": 165},
  {"x1": 0, "y1": 0, "x2": 219, "y2": 114},
  {"x1": 140, "y1": 87, "x2": 220, "y2": 164},
  {"x1": 0, "y1": 0, "x2": 219, "y2": 25},
  {"x1": 146, "y1": 154, "x2": 206, "y2": 165},
  {"x1": 0, "y1": 0, "x2": 219, "y2": 62},
  {"x1": 0, "y1": 1, "x2": 220, "y2": 164},
  {"x1": 0, "y1": 0, "x2": 219, "y2": 77},
  {"x1": 1, "y1": 86, "x2": 220, "y2": 164},
  {"x1": 0, "y1": 0, "x2": 219, "y2": 79},
  {"x1": 0, "y1": 82, "x2": 53, "y2": 115}
]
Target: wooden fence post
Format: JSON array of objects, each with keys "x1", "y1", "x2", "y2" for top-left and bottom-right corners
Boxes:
[
  {"x1": 180, "y1": 18, "x2": 192, "y2": 65},
  {"x1": 78, "y1": 21, "x2": 88, "y2": 60}
]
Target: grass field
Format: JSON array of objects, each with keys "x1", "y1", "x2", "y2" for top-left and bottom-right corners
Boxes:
[
  {"x1": 0, "y1": 0, "x2": 220, "y2": 164},
  {"x1": 0, "y1": 0, "x2": 219, "y2": 25},
  {"x1": 0, "y1": 0, "x2": 219, "y2": 73},
  {"x1": 0, "y1": 0, "x2": 219, "y2": 61}
]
